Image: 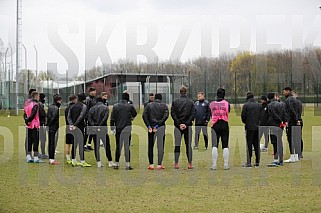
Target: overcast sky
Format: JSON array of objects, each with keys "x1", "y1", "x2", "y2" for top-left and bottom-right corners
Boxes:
[{"x1": 0, "y1": 0, "x2": 321, "y2": 76}]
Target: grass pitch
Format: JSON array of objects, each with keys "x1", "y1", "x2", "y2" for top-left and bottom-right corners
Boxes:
[{"x1": 0, "y1": 107, "x2": 321, "y2": 212}]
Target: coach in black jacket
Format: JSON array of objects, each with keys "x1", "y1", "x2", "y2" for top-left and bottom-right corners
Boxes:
[
  {"x1": 171, "y1": 86, "x2": 195, "y2": 169},
  {"x1": 47, "y1": 94, "x2": 62, "y2": 165},
  {"x1": 143, "y1": 93, "x2": 169, "y2": 170},
  {"x1": 110, "y1": 93, "x2": 137, "y2": 170},
  {"x1": 88, "y1": 96, "x2": 115, "y2": 168},
  {"x1": 241, "y1": 92, "x2": 261, "y2": 167}
]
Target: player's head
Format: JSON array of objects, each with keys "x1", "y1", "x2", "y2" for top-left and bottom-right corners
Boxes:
[
  {"x1": 292, "y1": 90, "x2": 298, "y2": 98},
  {"x1": 180, "y1": 86, "x2": 187, "y2": 95},
  {"x1": 246, "y1": 91, "x2": 254, "y2": 100},
  {"x1": 197, "y1": 92, "x2": 205, "y2": 101},
  {"x1": 77, "y1": 93, "x2": 86, "y2": 102},
  {"x1": 283, "y1": 87, "x2": 292, "y2": 98},
  {"x1": 217, "y1": 88, "x2": 225, "y2": 99},
  {"x1": 267, "y1": 92, "x2": 275, "y2": 100},
  {"x1": 260, "y1": 95, "x2": 267, "y2": 104},
  {"x1": 69, "y1": 95, "x2": 78, "y2": 103},
  {"x1": 155, "y1": 93, "x2": 162, "y2": 101},
  {"x1": 28, "y1": 89, "x2": 36, "y2": 97},
  {"x1": 149, "y1": 93, "x2": 155, "y2": 102},
  {"x1": 122, "y1": 93, "x2": 129, "y2": 101},
  {"x1": 39, "y1": 93, "x2": 46, "y2": 104},
  {"x1": 53, "y1": 94, "x2": 62, "y2": 104},
  {"x1": 88, "y1": 87, "x2": 96, "y2": 96},
  {"x1": 31, "y1": 91, "x2": 39, "y2": 101},
  {"x1": 96, "y1": 95, "x2": 103, "y2": 103},
  {"x1": 101, "y1": 92, "x2": 108, "y2": 100}
]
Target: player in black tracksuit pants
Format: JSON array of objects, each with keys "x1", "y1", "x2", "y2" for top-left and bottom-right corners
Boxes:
[
  {"x1": 110, "y1": 93, "x2": 137, "y2": 170},
  {"x1": 259, "y1": 96, "x2": 269, "y2": 150},
  {"x1": 67, "y1": 93, "x2": 89, "y2": 166},
  {"x1": 267, "y1": 93, "x2": 286, "y2": 166},
  {"x1": 142, "y1": 93, "x2": 169, "y2": 170},
  {"x1": 88, "y1": 96, "x2": 115, "y2": 167},
  {"x1": 65, "y1": 95, "x2": 77, "y2": 164},
  {"x1": 241, "y1": 92, "x2": 261, "y2": 167},
  {"x1": 38, "y1": 93, "x2": 47, "y2": 158},
  {"x1": 46, "y1": 95, "x2": 62, "y2": 164},
  {"x1": 84, "y1": 88, "x2": 97, "y2": 150},
  {"x1": 194, "y1": 92, "x2": 210, "y2": 150},
  {"x1": 171, "y1": 86, "x2": 196, "y2": 169}
]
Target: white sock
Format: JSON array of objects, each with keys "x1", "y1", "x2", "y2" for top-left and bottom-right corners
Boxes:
[
  {"x1": 273, "y1": 159, "x2": 278, "y2": 163},
  {"x1": 115, "y1": 162, "x2": 119, "y2": 166},
  {"x1": 66, "y1": 155, "x2": 71, "y2": 161},
  {"x1": 294, "y1": 154, "x2": 299, "y2": 161},
  {"x1": 50, "y1": 159, "x2": 55, "y2": 164},
  {"x1": 212, "y1": 147, "x2": 218, "y2": 166},
  {"x1": 81, "y1": 160, "x2": 85, "y2": 164},
  {"x1": 97, "y1": 161, "x2": 102, "y2": 167},
  {"x1": 126, "y1": 162, "x2": 130, "y2": 167},
  {"x1": 26, "y1": 155, "x2": 31, "y2": 160},
  {"x1": 223, "y1": 148, "x2": 229, "y2": 167},
  {"x1": 87, "y1": 144, "x2": 91, "y2": 147},
  {"x1": 34, "y1": 156, "x2": 39, "y2": 161},
  {"x1": 72, "y1": 159, "x2": 76, "y2": 163}
]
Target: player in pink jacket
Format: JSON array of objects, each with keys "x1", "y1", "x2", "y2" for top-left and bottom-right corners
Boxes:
[
  {"x1": 24, "y1": 91, "x2": 42, "y2": 163},
  {"x1": 209, "y1": 88, "x2": 230, "y2": 170}
]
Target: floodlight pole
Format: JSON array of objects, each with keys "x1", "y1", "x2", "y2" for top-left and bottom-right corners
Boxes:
[
  {"x1": 22, "y1": 44, "x2": 27, "y2": 69},
  {"x1": 34, "y1": 45, "x2": 38, "y2": 86}
]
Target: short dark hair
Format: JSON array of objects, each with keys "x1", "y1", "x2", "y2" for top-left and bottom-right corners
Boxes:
[
  {"x1": 69, "y1": 95, "x2": 77, "y2": 102},
  {"x1": 180, "y1": 86, "x2": 187, "y2": 95},
  {"x1": 88, "y1": 87, "x2": 96, "y2": 92},
  {"x1": 198, "y1": 92, "x2": 204, "y2": 95},
  {"x1": 53, "y1": 94, "x2": 62, "y2": 102},
  {"x1": 29, "y1": 89, "x2": 36, "y2": 95},
  {"x1": 39, "y1": 93, "x2": 46, "y2": 100},
  {"x1": 283, "y1": 87, "x2": 292, "y2": 91},
  {"x1": 96, "y1": 95, "x2": 103, "y2": 103},
  {"x1": 155, "y1": 93, "x2": 162, "y2": 100},
  {"x1": 101, "y1": 92, "x2": 107, "y2": 97},
  {"x1": 77, "y1": 93, "x2": 86, "y2": 102},
  {"x1": 261, "y1": 95, "x2": 267, "y2": 101},
  {"x1": 246, "y1": 91, "x2": 254, "y2": 99},
  {"x1": 122, "y1": 93, "x2": 129, "y2": 101},
  {"x1": 267, "y1": 92, "x2": 275, "y2": 100},
  {"x1": 149, "y1": 93, "x2": 154, "y2": 97}
]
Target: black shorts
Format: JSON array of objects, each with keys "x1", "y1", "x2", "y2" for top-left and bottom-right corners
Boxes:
[{"x1": 65, "y1": 133, "x2": 74, "y2": 145}]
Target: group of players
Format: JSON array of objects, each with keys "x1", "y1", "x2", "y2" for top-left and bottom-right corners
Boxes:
[{"x1": 23, "y1": 85, "x2": 303, "y2": 170}]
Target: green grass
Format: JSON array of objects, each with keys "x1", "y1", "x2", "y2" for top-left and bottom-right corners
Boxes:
[{"x1": 1, "y1": 108, "x2": 321, "y2": 212}]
